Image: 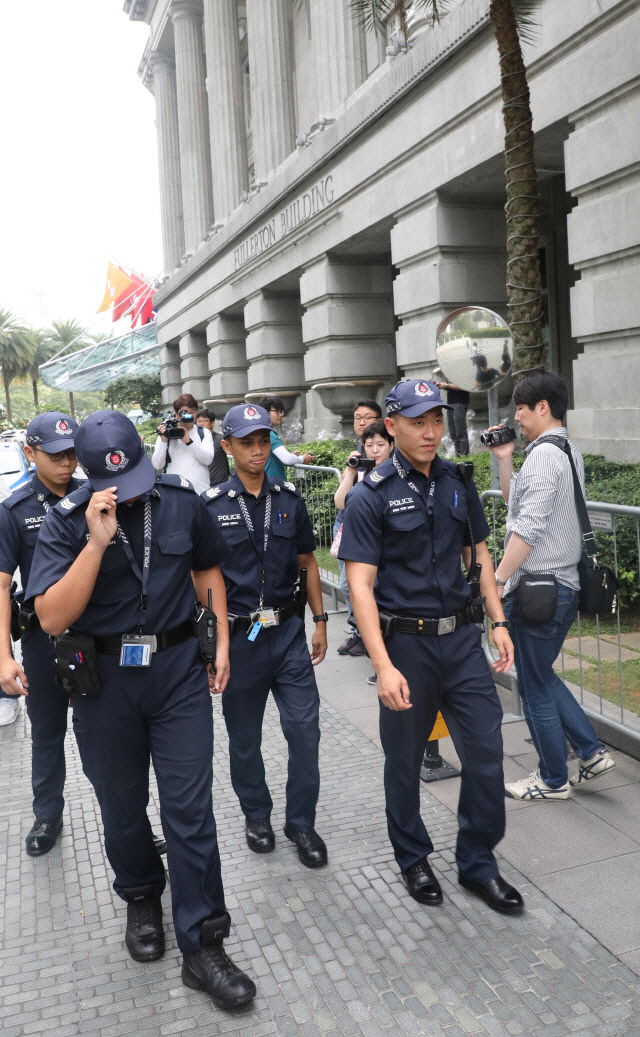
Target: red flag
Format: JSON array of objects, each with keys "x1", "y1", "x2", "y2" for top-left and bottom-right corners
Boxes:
[
  {"x1": 113, "y1": 269, "x2": 145, "y2": 322},
  {"x1": 130, "y1": 280, "x2": 156, "y2": 327}
]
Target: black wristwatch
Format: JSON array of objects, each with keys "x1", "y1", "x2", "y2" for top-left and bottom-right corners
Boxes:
[
  {"x1": 312, "y1": 613, "x2": 329, "y2": 623},
  {"x1": 491, "y1": 621, "x2": 510, "y2": 630}
]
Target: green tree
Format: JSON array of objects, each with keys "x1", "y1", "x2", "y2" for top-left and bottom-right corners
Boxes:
[
  {"x1": 104, "y1": 373, "x2": 163, "y2": 414},
  {"x1": 24, "y1": 329, "x2": 57, "y2": 412},
  {"x1": 0, "y1": 309, "x2": 36, "y2": 422},
  {"x1": 45, "y1": 318, "x2": 90, "y2": 419},
  {"x1": 345, "y1": 0, "x2": 545, "y2": 378}
]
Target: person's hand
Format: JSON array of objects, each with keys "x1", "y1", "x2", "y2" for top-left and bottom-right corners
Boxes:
[
  {"x1": 376, "y1": 662, "x2": 412, "y2": 711},
  {"x1": 208, "y1": 650, "x2": 229, "y2": 694},
  {"x1": 435, "y1": 381, "x2": 448, "y2": 390},
  {"x1": 85, "y1": 488, "x2": 118, "y2": 551},
  {"x1": 310, "y1": 624, "x2": 327, "y2": 665},
  {"x1": 180, "y1": 424, "x2": 191, "y2": 444},
  {"x1": 496, "y1": 584, "x2": 505, "y2": 599},
  {"x1": 0, "y1": 655, "x2": 28, "y2": 697},
  {"x1": 491, "y1": 627, "x2": 514, "y2": 673},
  {"x1": 484, "y1": 427, "x2": 516, "y2": 460},
  {"x1": 302, "y1": 452, "x2": 315, "y2": 465},
  {"x1": 157, "y1": 423, "x2": 168, "y2": 443}
]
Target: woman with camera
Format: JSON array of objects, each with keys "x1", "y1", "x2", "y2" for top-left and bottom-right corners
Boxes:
[{"x1": 152, "y1": 394, "x2": 214, "y2": 495}]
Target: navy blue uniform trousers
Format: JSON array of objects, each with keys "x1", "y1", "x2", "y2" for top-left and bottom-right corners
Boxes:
[
  {"x1": 72, "y1": 638, "x2": 227, "y2": 954},
  {"x1": 223, "y1": 616, "x2": 320, "y2": 831},
  {"x1": 21, "y1": 627, "x2": 69, "y2": 820},
  {"x1": 382, "y1": 622, "x2": 505, "y2": 882}
]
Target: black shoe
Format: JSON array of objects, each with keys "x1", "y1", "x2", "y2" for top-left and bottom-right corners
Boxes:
[
  {"x1": 245, "y1": 817, "x2": 275, "y2": 854},
  {"x1": 182, "y1": 916, "x2": 256, "y2": 1009},
  {"x1": 25, "y1": 817, "x2": 63, "y2": 857},
  {"x1": 348, "y1": 635, "x2": 366, "y2": 657},
  {"x1": 283, "y1": 826, "x2": 328, "y2": 868},
  {"x1": 337, "y1": 633, "x2": 361, "y2": 655},
  {"x1": 153, "y1": 834, "x2": 167, "y2": 855},
  {"x1": 123, "y1": 884, "x2": 165, "y2": 962},
  {"x1": 401, "y1": 857, "x2": 443, "y2": 905},
  {"x1": 458, "y1": 874, "x2": 524, "y2": 916}
]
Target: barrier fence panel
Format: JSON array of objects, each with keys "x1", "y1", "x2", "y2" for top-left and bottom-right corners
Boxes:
[
  {"x1": 481, "y1": 489, "x2": 640, "y2": 752},
  {"x1": 287, "y1": 464, "x2": 344, "y2": 611}
]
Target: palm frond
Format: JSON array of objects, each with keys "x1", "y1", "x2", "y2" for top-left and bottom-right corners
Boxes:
[{"x1": 510, "y1": 0, "x2": 544, "y2": 45}]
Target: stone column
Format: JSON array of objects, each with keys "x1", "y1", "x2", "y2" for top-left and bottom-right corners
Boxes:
[
  {"x1": 309, "y1": 0, "x2": 365, "y2": 118},
  {"x1": 159, "y1": 342, "x2": 182, "y2": 407},
  {"x1": 207, "y1": 315, "x2": 248, "y2": 405},
  {"x1": 179, "y1": 331, "x2": 210, "y2": 402},
  {"x1": 244, "y1": 292, "x2": 305, "y2": 396},
  {"x1": 170, "y1": 0, "x2": 214, "y2": 249},
  {"x1": 391, "y1": 195, "x2": 508, "y2": 379},
  {"x1": 300, "y1": 257, "x2": 396, "y2": 436},
  {"x1": 565, "y1": 84, "x2": 640, "y2": 461},
  {"x1": 203, "y1": 0, "x2": 248, "y2": 219},
  {"x1": 246, "y1": 0, "x2": 295, "y2": 179},
  {"x1": 149, "y1": 54, "x2": 185, "y2": 272}
]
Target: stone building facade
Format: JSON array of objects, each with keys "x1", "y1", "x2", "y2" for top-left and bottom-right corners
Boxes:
[{"x1": 124, "y1": 0, "x2": 640, "y2": 458}]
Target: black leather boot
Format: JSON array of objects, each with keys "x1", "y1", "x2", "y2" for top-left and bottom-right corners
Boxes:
[
  {"x1": 182, "y1": 915, "x2": 256, "y2": 1009},
  {"x1": 123, "y1": 884, "x2": 165, "y2": 962},
  {"x1": 245, "y1": 817, "x2": 275, "y2": 854}
]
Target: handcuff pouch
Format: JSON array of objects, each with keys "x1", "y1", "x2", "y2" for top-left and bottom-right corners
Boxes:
[{"x1": 55, "y1": 632, "x2": 103, "y2": 699}]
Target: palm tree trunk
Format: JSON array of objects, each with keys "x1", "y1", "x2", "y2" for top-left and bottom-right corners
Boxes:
[
  {"x1": 32, "y1": 378, "x2": 39, "y2": 412},
  {"x1": 489, "y1": 0, "x2": 544, "y2": 379},
  {"x1": 68, "y1": 392, "x2": 75, "y2": 418},
  {"x1": 3, "y1": 371, "x2": 12, "y2": 422}
]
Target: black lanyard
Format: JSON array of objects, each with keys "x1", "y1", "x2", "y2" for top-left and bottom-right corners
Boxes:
[
  {"x1": 392, "y1": 452, "x2": 436, "y2": 524},
  {"x1": 237, "y1": 491, "x2": 272, "y2": 610},
  {"x1": 116, "y1": 500, "x2": 152, "y2": 630}
]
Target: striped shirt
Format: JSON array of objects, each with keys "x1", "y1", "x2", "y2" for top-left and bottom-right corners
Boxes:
[{"x1": 504, "y1": 427, "x2": 585, "y2": 595}]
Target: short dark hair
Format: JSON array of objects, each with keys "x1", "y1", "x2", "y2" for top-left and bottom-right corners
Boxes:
[
  {"x1": 361, "y1": 419, "x2": 393, "y2": 445},
  {"x1": 173, "y1": 392, "x2": 198, "y2": 414},
  {"x1": 259, "y1": 395, "x2": 285, "y2": 413},
  {"x1": 512, "y1": 371, "x2": 568, "y2": 421},
  {"x1": 197, "y1": 408, "x2": 216, "y2": 422},
  {"x1": 354, "y1": 399, "x2": 382, "y2": 417}
]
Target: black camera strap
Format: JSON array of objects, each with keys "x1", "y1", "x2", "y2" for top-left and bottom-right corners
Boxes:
[{"x1": 116, "y1": 499, "x2": 152, "y2": 630}]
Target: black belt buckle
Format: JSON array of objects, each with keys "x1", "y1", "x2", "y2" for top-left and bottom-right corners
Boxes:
[{"x1": 379, "y1": 611, "x2": 397, "y2": 637}]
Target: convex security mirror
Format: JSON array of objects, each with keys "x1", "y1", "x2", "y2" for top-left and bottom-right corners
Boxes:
[{"x1": 436, "y1": 306, "x2": 513, "y2": 393}]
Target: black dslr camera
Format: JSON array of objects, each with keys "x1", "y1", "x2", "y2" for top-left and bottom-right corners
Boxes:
[
  {"x1": 480, "y1": 423, "x2": 517, "y2": 448},
  {"x1": 346, "y1": 456, "x2": 375, "y2": 473},
  {"x1": 158, "y1": 414, "x2": 187, "y2": 440}
]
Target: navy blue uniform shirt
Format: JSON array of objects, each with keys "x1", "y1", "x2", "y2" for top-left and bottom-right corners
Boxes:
[
  {"x1": 202, "y1": 473, "x2": 316, "y2": 615},
  {"x1": 0, "y1": 474, "x2": 82, "y2": 593},
  {"x1": 25, "y1": 475, "x2": 230, "y2": 635},
  {"x1": 339, "y1": 450, "x2": 489, "y2": 617}
]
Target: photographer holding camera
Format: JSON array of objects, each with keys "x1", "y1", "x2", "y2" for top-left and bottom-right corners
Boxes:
[
  {"x1": 486, "y1": 371, "x2": 614, "y2": 802},
  {"x1": 152, "y1": 393, "x2": 213, "y2": 495}
]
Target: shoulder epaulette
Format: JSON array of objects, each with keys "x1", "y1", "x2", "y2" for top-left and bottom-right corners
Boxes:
[
  {"x1": 273, "y1": 478, "x2": 300, "y2": 496},
  {"x1": 3, "y1": 482, "x2": 35, "y2": 510},
  {"x1": 362, "y1": 459, "x2": 395, "y2": 489},
  {"x1": 203, "y1": 479, "x2": 234, "y2": 501},
  {"x1": 54, "y1": 484, "x2": 92, "y2": 516},
  {"x1": 156, "y1": 473, "x2": 195, "y2": 492}
]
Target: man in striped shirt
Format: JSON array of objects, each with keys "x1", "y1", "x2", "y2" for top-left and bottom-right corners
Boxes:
[{"x1": 488, "y1": 372, "x2": 614, "y2": 801}]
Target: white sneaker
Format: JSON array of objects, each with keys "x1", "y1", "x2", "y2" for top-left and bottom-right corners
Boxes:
[
  {"x1": 505, "y1": 770, "x2": 571, "y2": 801},
  {"x1": 0, "y1": 697, "x2": 22, "y2": 727},
  {"x1": 570, "y1": 748, "x2": 615, "y2": 787}
]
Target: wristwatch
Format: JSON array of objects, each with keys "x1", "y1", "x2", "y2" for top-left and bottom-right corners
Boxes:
[
  {"x1": 491, "y1": 621, "x2": 510, "y2": 630},
  {"x1": 495, "y1": 574, "x2": 507, "y2": 587},
  {"x1": 312, "y1": 613, "x2": 329, "y2": 623}
]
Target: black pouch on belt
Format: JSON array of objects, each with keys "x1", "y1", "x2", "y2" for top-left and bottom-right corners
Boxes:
[
  {"x1": 54, "y1": 632, "x2": 103, "y2": 698},
  {"x1": 517, "y1": 573, "x2": 558, "y2": 625}
]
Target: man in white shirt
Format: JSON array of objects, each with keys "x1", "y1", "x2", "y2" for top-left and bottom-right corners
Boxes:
[{"x1": 152, "y1": 394, "x2": 213, "y2": 495}]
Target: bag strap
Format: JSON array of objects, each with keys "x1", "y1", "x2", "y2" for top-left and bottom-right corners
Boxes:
[
  {"x1": 531, "y1": 434, "x2": 597, "y2": 560},
  {"x1": 163, "y1": 425, "x2": 203, "y2": 472}
]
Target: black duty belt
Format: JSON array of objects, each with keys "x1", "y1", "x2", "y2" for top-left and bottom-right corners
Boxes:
[
  {"x1": 94, "y1": 619, "x2": 194, "y2": 655},
  {"x1": 229, "y1": 601, "x2": 297, "y2": 634},
  {"x1": 379, "y1": 605, "x2": 472, "y2": 637}
]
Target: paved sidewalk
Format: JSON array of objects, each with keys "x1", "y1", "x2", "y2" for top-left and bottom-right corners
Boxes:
[{"x1": 1, "y1": 618, "x2": 640, "y2": 1036}]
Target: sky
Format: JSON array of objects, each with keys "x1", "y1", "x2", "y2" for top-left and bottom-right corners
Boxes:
[{"x1": 0, "y1": 1, "x2": 163, "y2": 336}]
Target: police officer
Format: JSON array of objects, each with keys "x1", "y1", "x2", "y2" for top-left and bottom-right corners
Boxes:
[
  {"x1": 0, "y1": 413, "x2": 80, "y2": 854},
  {"x1": 25, "y1": 411, "x2": 255, "y2": 1010},
  {"x1": 339, "y1": 380, "x2": 523, "y2": 916},
  {"x1": 202, "y1": 404, "x2": 329, "y2": 868}
]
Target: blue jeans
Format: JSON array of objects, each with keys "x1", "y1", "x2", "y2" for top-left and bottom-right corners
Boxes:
[
  {"x1": 503, "y1": 583, "x2": 604, "y2": 788},
  {"x1": 334, "y1": 516, "x2": 356, "y2": 632}
]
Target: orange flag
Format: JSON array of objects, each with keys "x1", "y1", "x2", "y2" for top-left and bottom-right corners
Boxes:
[{"x1": 97, "y1": 262, "x2": 135, "y2": 313}]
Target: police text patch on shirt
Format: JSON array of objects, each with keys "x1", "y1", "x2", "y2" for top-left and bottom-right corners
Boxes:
[
  {"x1": 217, "y1": 512, "x2": 243, "y2": 527},
  {"x1": 23, "y1": 515, "x2": 46, "y2": 530},
  {"x1": 387, "y1": 497, "x2": 418, "y2": 514}
]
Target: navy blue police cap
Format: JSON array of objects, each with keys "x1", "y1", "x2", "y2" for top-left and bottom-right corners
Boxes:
[
  {"x1": 221, "y1": 403, "x2": 272, "y2": 439},
  {"x1": 385, "y1": 379, "x2": 452, "y2": 418},
  {"x1": 26, "y1": 411, "x2": 78, "y2": 452},
  {"x1": 74, "y1": 410, "x2": 156, "y2": 498}
]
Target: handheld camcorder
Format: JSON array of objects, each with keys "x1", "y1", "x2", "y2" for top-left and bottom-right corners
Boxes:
[
  {"x1": 480, "y1": 423, "x2": 517, "y2": 448},
  {"x1": 158, "y1": 414, "x2": 190, "y2": 440},
  {"x1": 346, "y1": 456, "x2": 376, "y2": 473}
]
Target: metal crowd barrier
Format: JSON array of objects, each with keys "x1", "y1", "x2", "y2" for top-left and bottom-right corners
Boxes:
[
  {"x1": 287, "y1": 464, "x2": 343, "y2": 610},
  {"x1": 481, "y1": 489, "x2": 640, "y2": 753}
]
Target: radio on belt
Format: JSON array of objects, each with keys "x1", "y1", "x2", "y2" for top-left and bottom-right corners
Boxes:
[{"x1": 193, "y1": 588, "x2": 218, "y2": 663}]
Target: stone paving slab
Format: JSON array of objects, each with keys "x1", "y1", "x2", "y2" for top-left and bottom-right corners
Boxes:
[{"x1": 2, "y1": 693, "x2": 640, "y2": 1036}]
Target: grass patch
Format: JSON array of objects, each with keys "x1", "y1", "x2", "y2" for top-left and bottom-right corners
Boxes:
[
  {"x1": 562, "y1": 657, "x2": 640, "y2": 716},
  {"x1": 567, "y1": 612, "x2": 640, "y2": 638}
]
